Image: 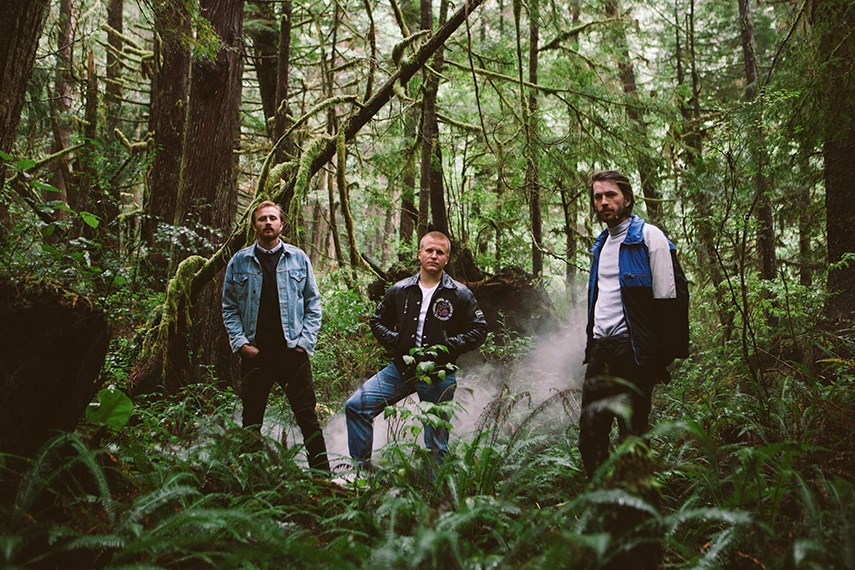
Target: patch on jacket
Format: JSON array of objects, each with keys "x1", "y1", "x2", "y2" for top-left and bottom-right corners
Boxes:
[{"x1": 433, "y1": 298, "x2": 453, "y2": 321}]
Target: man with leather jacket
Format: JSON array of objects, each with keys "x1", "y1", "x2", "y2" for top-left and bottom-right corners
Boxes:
[{"x1": 345, "y1": 231, "x2": 488, "y2": 466}]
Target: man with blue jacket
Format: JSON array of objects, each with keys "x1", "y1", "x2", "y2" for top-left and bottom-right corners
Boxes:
[
  {"x1": 222, "y1": 200, "x2": 330, "y2": 474},
  {"x1": 580, "y1": 170, "x2": 689, "y2": 478}
]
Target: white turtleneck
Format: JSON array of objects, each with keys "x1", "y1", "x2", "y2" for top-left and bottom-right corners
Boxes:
[{"x1": 593, "y1": 218, "x2": 630, "y2": 339}]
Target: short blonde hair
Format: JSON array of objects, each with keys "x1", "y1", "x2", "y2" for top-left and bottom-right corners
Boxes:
[
  {"x1": 251, "y1": 200, "x2": 284, "y2": 224},
  {"x1": 419, "y1": 230, "x2": 451, "y2": 255}
]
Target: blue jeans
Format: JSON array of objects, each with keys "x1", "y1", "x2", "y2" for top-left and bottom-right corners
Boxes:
[{"x1": 345, "y1": 363, "x2": 457, "y2": 464}]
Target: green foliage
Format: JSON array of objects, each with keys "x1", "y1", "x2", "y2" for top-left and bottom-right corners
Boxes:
[
  {"x1": 312, "y1": 274, "x2": 386, "y2": 402},
  {"x1": 402, "y1": 344, "x2": 458, "y2": 384},
  {"x1": 479, "y1": 312, "x2": 534, "y2": 364},
  {"x1": 85, "y1": 387, "x2": 134, "y2": 432}
]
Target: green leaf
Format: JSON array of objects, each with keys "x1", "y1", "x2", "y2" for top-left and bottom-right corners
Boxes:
[
  {"x1": 41, "y1": 224, "x2": 56, "y2": 238},
  {"x1": 32, "y1": 180, "x2": 60, "y2": 193},
  {"x1": 15, "y1": 159, "x2": 36, "y2": 171},
  {"x1": 437, "y1": 369, "x2": 446, "y2": 381},
  {"x1": 0, "y1": 150, "x2": 12, "y2": 160},
  {"x1": 86, "y1": 388, "x2": 133, "y2": 431},
  {"x1": 80, "y1": 211, "x2": 101, "y2": 228},
  {"x1": 402, "y1": 354, "x2": 415, "y2": 365},
  {"x1": 50, "y1": 201, "x2": 74, "y2": 213}
]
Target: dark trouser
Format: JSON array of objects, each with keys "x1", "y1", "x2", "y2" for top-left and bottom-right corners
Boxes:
[
  {"x1": 241, "y1": 347, "x2": 331, "y2": 474},
  {"x1": 579, "y1": 336, "x2": 663, "y2": 479}
]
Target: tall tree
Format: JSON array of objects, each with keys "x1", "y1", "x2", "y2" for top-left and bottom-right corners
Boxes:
[
  {"x1": 392, "y1": 0, "x2": 420, "y2": 256},
  {"x1": 515, "y1": 0, "x2": 542, "y2": 276},
  {"x1": 0, "y1": 0, "x2": 51, "y2": 183},
  {"x1": 245, "y1": 1, "x2": 278, "y2": 134},
  {"x1": 604, "y1": 0, "x2": 663, "y2": 225},
  {"x1": 815, "y1": 0, "x2": 855, "y2": 321},
  {"x1": 175, "y1": 0, "x2": 245, "y2": 387},
  {"x1": 738, "y1": 0, "x2": 776, "y2": 281},
  {"x1": 427, "y1": 0, "x2": 450, "y2": 237},
  {"x1": 142, "y1": 0, "x2": 191, "y2": 277},
  {"x1": 105, "y1": 0, "x2": 124, "y2": 134},
  {"x1": 47, "y1": 0, "x2": 76, "y2": 218},
  {"x1": 273, "y1": 0, "x2": 295, "y2": 162},
  {"x1": 417, "y1": 0, "x2": 444, "y2": 238}
]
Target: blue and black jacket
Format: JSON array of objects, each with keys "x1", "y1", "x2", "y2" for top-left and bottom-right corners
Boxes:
[{"x1": 585, "y1": 215, "x2": 689, "y2": 367}]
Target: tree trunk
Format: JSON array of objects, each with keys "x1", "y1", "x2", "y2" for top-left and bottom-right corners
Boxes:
[
  {"x1": 77, "y1": 52, "x2": 102, "y2": 238},
  {"x1": 0, "y1": 0, "x2": 51, "y2": 183},
  {"x1": 816, "y1": 0, "x2": 855, "y2": 322},
  {"x1": 394, "y1": 0, "x2": 419, "y2": 257},
  {"x1": 246, "y1": 1, "x2": 278, "y2": 135},
  {"x1": 514, "y1": 0, "x2": 542, "y2": 276},
  {"x1": 604, "y1": 0, "x2": 662, "y2": 225},
  {"x1": 106, "y1": 0, "x2": 124, "y2": 135},
  {"x1": 738, "y1": 0, "x2": 776, "y2": 281},
  {"x1": 527, "y1": 0, "x2": 542, "y2": 277},
  {"x1": 417, "y1": 0, "x2": 435, "y2": 239},
  {"x1": 561, "y1": 0, "x2": 581, "y2": 300},
  {"x1": 322, "y1": 2, "x2": 345, "y2": 265},
  {"x1": 273, "y1": 0, "x2": 295, "y2": 162},
  {"x1": 47, "y1": 0, "x2": 75, "y2": 221},
  {"x1": 177, "y1": 0, "x2": 245, "y2": 386},
  {"x1": 142, "y1": 0, "x2": 191, "y2": 281}
]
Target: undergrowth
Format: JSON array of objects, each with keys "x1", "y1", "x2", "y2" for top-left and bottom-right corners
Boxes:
[{"x1": 2, "y1": 340, "x2": 853, "y2": 569}]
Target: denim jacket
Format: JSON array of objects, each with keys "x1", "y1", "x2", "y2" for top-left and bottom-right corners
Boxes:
[{"x1": 222, "y1": 242, "x2": 322, "y2": 354}]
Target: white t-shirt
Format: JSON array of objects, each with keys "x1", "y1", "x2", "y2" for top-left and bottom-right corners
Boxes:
[{"x1": 416, "y1": 281, "x2": 440, "y2": 347}]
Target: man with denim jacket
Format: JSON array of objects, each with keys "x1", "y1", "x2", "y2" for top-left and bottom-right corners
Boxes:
[
  {"x1": 345, "y1": 231, "x2": 488, "y2": 467},
  {"x1": 580, "y1": 170, "x2": 689, "y2": 479},
  {"x1": 222, "y1": 200, "x2": 330, "y2": 474}
]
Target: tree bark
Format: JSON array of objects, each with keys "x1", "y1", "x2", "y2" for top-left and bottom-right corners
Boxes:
[
  {"x1": 106, "y1": 0, "x2": 124, "y2": 135},
  {"x1": 526, "y1": 0, "x2": 542, "y2": 277},
  {"x1": 322, "y1": 2, "x2": 344, "y2": 264},
  {"x1": 815, "y1": 0, "x2": 855, "y2": 322},
  {"x1": 417, "y1": 0, "x2": 436, "y2": 239},
  {"x1": 142, "y1": 0, "x2": 191, "y2": 280},
  {"x1": 396, "y1": 0, "x2": 419, "y2": 255},
  {"x1": 273, "y1": 0, "x2": 295, "y2": 162},
  {"x1": 0, "y1": 0, "x2": 51, "y2": 182},
  {"x1": 47, "y1": 0, "x2": 75, "y2": 221},
  {"x1": 246, "y1": 1, "x2": 278, "y2": 135},
  {"x1": 177, "y1": 0, "x2": 245, "y2": 386}
]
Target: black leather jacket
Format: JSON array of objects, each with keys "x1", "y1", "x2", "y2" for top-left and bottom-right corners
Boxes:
[{"x1": 370, "y1": 272, "x2": 488, "y2": 376}]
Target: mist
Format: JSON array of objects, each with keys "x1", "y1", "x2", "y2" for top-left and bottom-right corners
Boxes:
[{"x1": 267, "y1": 303, "x2": 589, "y2": 473}]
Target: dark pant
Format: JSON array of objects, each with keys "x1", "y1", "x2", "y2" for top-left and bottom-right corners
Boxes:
[
  {"x1": 241, "y1": 347, "x2": 330, "y2": 474},
  {"x1": 579, "y1": 337, "x2": 663, "y2": 479}
]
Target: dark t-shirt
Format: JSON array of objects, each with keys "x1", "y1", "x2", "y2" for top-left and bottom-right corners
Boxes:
[{"x1": 254, "y1": 245, "x2": 286, "y2": 351}]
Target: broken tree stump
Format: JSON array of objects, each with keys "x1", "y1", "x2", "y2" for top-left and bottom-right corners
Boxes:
[{"x1": 0, "y1": 280, "x2": 110, "y2": 458}]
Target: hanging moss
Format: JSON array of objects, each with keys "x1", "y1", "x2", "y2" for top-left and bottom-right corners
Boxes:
[{"x1": 141, "y1": 254, "x2": 206, "y2": 384}]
